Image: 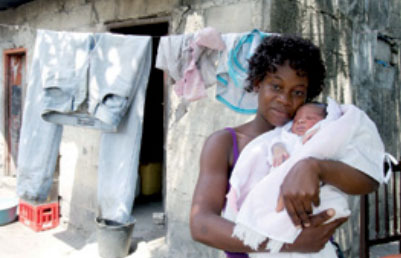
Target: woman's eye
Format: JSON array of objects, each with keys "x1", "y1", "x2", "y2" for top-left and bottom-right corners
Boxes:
[
  {"x1": 271, "y1": 84, "x2": 281, "y2": 91},
  {"x1": 293, "y1": 90, "x2": 305, "y2": 97}
]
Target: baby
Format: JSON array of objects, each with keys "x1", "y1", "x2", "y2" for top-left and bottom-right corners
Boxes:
[
  {"x1": 223, "y1": 98, "x2": 385, "y2": 258},
  {"x1": 271, "y1": 102, "x2": 327, "y2": 168}
]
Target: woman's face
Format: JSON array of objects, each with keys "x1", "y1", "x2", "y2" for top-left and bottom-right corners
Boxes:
[{"x1": 255, "y1": 62, "x2": 308, "y2": 127}]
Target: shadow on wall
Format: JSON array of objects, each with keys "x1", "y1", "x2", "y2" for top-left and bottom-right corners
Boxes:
[{"x1": 268, "y1": 1, "x2": 401, "y2": 257}]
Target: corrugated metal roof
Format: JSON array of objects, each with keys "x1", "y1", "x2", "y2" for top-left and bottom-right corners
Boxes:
[{"x1": 0, "y1": 0, "x2": 33, "y2": 11}]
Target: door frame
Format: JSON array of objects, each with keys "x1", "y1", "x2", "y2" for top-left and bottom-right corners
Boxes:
[{"x1": 3, "y1": 48, "x2": 27, "y2": 176}]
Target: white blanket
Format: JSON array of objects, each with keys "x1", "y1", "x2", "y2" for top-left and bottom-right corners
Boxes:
[{"x1": 224, "y1": 98, "x2": 385, "y2": 257}]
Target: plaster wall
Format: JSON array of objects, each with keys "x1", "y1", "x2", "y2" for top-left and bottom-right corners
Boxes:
[
  {"x1": 165, "y1": 1, "x2": 401, "y2": 257},
  {"x1": 0, "y1": 0, "x2": 179, "y2": 234}
]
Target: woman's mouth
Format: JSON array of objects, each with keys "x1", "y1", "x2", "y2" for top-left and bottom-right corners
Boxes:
[{"x1": 271, "y1": 108, "x2": 290, "y2": 119}]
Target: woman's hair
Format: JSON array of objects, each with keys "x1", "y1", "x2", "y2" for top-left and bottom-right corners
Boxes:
[{"x1": 246, "y1": 35, "x2": 326, "y2": 101}]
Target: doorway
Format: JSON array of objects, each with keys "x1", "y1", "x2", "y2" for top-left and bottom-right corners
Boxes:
[{"x1": 3, "y1": 48, "x2": 26, "y2": 177}]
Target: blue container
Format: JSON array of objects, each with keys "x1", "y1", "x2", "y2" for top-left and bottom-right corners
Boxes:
[{"x1": 0, "y1": 197, "x2": 18, "y2": 226}]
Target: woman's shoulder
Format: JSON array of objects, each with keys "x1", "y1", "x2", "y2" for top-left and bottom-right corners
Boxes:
[{"x1": 204, "y1": 128, "x2": 235, "y2": 150}]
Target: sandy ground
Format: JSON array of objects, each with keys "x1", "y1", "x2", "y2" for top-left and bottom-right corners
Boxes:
[
  {"x1": 1, "y1": 176, "x2": 399, "y2": 258},
  {"x1": 0, "y1": 176, "x2": 167, "y2": 258}
]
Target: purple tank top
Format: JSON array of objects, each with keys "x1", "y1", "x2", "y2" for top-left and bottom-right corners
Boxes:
[{"x1": 224, "y1": 128, "x2": 249, "y2": 258}]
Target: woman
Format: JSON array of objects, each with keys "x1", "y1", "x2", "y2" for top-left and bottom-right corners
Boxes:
[{"x1": 190, "y1": 35, "x2": 379, "y2": 256}]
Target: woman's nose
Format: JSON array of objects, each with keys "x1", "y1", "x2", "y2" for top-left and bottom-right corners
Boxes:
[{"x1": 277, "y1": 92, "x2": 291, "y2": 106}]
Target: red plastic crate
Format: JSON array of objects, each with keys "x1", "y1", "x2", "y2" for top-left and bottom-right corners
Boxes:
[{"x1": 19, "y1": 200, "x2": 59, "y2": 232}]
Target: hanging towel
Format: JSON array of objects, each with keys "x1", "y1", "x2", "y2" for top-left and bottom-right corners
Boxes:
[
  {"x1": 156, "y1": 27, "x2": 225, "y2": 101},
  {"x1": 216, "y1": 29, "x2": 271, "y2": 114}
]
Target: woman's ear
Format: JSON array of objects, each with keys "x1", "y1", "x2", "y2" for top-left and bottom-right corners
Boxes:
[
  {"x1": 253, "y1": 86, "x2": 259, "y2": 93},
  {"x1": 253, "y1": 80, "x2": 261, "y2": 93}
]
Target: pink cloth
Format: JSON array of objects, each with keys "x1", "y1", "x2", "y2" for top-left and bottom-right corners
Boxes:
[{"x1": 175, "y1": 27, "x2": 225, "y2": 101}]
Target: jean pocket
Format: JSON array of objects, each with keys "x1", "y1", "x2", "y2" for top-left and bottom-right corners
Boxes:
[
  {"x1": 42, "y1": 69, "x2": 83, "y2": 109},
  {"x1": 101, "y1": 93, "x2": 128, "y2": 109}
]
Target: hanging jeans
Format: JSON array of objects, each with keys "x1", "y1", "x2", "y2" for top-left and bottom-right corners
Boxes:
[{"x1": 17, "y1": 29, "x2": 152, "y2": 224}]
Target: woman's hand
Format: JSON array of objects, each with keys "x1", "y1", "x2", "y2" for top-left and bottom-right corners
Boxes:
[
  {"x1": 281, "y1": 209, "x2": 348, "y2": 253},
  {"x1": 276, "y1": 158, "x2": 321, "y2": 227},
  {"x1": 276, "y1": 157, "x2": 379, "y2": 228}
]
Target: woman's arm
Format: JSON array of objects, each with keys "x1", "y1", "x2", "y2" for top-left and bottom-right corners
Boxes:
[
  {"x1": 277, "y1": 157, "x2": 379, "y2": 227},
  {"x1": 190, "y1": 132, "x2": 345, "y2": 253},
  {"x1": 190, "y1": 130, "x2": 258, "y2": 252},
  {"x1": 190, "y1": 131, "x2": 251, "y2": 252}
]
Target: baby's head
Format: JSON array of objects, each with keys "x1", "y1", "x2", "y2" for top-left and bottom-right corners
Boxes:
[{"x1": 291, "y1": 102, "x2": 327, "y2": 136}]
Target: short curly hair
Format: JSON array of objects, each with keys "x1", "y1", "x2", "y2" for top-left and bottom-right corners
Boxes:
[{"x1": 246, "y1": 35, "x2": 326, "y2": 101}]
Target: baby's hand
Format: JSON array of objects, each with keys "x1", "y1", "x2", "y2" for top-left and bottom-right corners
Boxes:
[{"x1": 272, "y1": 143, "x2": 290, "y2": 167}]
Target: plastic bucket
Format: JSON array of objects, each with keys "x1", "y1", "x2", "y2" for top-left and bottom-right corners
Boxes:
[
  {"x1": 0, "y1": 197, "x2": 18, "y2": 226},
  {"x1": 95, "y1": 216, "x2": 136, "y2": 258}
]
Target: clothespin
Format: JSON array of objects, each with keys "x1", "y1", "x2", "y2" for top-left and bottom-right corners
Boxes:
[{"x1": 383, "y1": 153, "x2": 398, "y2": 183}]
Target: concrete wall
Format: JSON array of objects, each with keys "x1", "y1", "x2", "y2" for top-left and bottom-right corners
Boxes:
[
  {"x1": 0, "y1": 0, "x2": 180, "y2": 234},
  {"x1": 166, "y1": 1, "x2": 401, "y2": 257},
  {"x1": 0, "y1": 0, "x2": 400, "y2": 257}
]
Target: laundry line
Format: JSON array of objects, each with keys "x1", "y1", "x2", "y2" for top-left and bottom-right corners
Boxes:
[{"x1": 1, "y1": 22, "x2": 400, "y2": 38}]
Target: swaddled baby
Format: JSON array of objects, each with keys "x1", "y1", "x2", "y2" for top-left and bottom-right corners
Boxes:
[{"x1": 224, "y1": 98, "x2": 385, "y2": 258}]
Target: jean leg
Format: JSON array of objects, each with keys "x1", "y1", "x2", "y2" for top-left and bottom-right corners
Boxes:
[
  {"x1": 97, "y1": 37, "x2": 152, "y2": 223},
  {"x1": 17, "y1": 31, "x2": 63, "y2": 201}
]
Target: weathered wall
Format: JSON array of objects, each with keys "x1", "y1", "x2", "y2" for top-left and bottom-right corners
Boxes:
[
  {"x1": 0, "y1": 0, "x2": 180, "y2": 234},
  {"x1": 165, "y1": 1, "x2": 401, "y2": 257},
  {"x1": 165, "y1": 1, "x2": 263, "y2": 257},
  {"x1": 0, "y1": 0, "x2": 400, "y2": 257}
]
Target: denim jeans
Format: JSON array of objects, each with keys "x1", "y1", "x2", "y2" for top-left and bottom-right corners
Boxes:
[{"x1": 17, "y1": 29, "x2": 152, "y2": 224}]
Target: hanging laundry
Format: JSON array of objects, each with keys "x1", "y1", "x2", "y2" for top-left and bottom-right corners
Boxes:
[
  {"x1": 216, "y1": 29, "x2": 272, "y2": 114},
  {"x1": 17, "y1": 30, "x2": 152, "y2": 225},
  {"x1": 156, "y1": 27, "x2": 225, "y2": 101}
]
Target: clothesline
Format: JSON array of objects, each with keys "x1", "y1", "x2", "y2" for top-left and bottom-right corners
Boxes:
[
  {"x1": 0, "y1": 23, "x2": 19, "y2": 29},
  {"x1": 1, "y1": 22, "x2": 401, "y2": 39}
]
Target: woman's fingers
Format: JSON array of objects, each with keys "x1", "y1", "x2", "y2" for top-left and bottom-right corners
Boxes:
[
  {"x1": 278, "y1": 158, "x2": 323, "y2": 227},
  {"x1": 312, "y1": 192, "x2": 320, "y2": 207},
  {"x1": 276, "y1": 195, "x2": 303, "y2": 227},
  {"x1": 282, "y1": 214, "x2": 348, "y2": 253},
  {"x1": 300, "y1": 199, "x2": 313, "y2": 227},
  {"x1": 283, "y1": 196, "x2": 302, "y2": 227},
  {"x1": 278, "y1": 191, "x2": 317, "y2": 227},
  {"x1": 287, "y1": 196, "x2": 313, "y2": 227}
]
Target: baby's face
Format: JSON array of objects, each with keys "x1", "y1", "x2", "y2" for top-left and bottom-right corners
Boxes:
[{"x1": 291, "y1": 104, "x2": 325, "y2": 136}]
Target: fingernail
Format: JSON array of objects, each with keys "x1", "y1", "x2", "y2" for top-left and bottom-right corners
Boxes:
[
  {"x1": 296, "y1": 225, "x2": 301, "y2": 229},
  {"x1": 327, "y1": 209, "x2": 335, "y2": 216}
]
